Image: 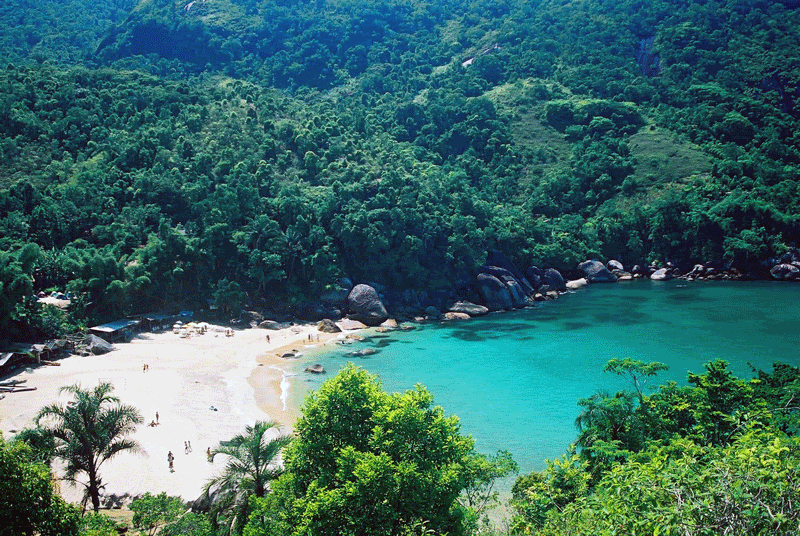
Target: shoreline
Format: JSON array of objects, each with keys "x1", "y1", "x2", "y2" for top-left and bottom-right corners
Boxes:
[{"x1": 0, "y1": 322, "x2": 349, "y2": 505}]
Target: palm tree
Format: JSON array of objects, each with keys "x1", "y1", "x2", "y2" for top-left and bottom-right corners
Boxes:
[
  {"x1": 36, "y1": 382, "x2": 143, "y2": 512},
  {"x1": 205, "y1": 421, "x2": 292, "y2": 536}
]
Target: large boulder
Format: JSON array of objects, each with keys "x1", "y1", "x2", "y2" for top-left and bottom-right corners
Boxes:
[
  {"x1": 449, "y1": 301, "x2": 489, "y2": 317},
  {"x1": 86, "y1": 334, "x2": 115, "y2": 355},
  {"x1": 486, "y1": 250, "x2": 536, "y2": 296},
  {"x1": 577, "y1": 260, "x2": 618, "y2": 283},
  {"x1": 347, "y1": 284, "x2": 389, "y2": 326},
  {"x1": 505, "y1": 279, "x2": 530, "y2": 308},
  {"x1": 541, "y1": 268, "x2": 567, "y2": 291},
  {"x1": 525, "y1": 266, "x2": 542, "y2": 290},
  {"x1": 770, "y1": 263, "x2": 800, "y2": 280},
  {"x1": 607, "y1": 259, "x2": 624, "y2": 271},
  {"x1": 650, "y1": 268, "x2": 673, "y2": 281},
  {"x1": 479, "y1": 266, "x2": 529, "y2": 307},
  {"x1": 259, "y1": 320, "x2": 291, "y2": 330},
  {"x1": 566, "y1": 278, "x2": 589, "y2": 290},
  {"x1": 317, "y1": 318, "x2": 341, "y2": 333},
  {"x1": 476, "y1": 273, "x2": 513, "y2": 311}
]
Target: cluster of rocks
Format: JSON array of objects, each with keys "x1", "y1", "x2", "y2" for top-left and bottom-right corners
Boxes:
[
  {"x1": 249, "y1": 248, "x2": 800, "y2": 334},
  {"x1": 764, "y1": 247, "x2": 800, "y2": 281}
]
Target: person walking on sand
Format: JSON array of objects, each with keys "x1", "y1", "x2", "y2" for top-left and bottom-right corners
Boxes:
[
  {"x1": 168, "y1": 451, "x2": 174, "y2": 472},
  {"x1": 188, "y1": 440, "x2": 192, "y2": 452},
  {"x1": 184, "y1": 441, "x2": 189, "y2": 454},
  {"x1": 266, "y1": 334, "x2": 270, "y2": 343},
  {"x1": 155, "y1": 411, "x2": 159, "y2": 424}
]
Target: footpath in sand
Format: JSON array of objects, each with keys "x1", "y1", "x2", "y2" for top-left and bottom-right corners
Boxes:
[{"x1": 0, "y1": 323, "x2": 341, "y2": 505}]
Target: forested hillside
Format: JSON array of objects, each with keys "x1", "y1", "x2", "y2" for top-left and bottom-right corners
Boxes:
[{"x1": 2, "y1": 0, "x2": 800, "y2": 340}]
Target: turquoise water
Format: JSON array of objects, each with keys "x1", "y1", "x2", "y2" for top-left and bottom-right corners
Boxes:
[{"x1": 292, "y1": 280, "x2": 800, "y2": 482}]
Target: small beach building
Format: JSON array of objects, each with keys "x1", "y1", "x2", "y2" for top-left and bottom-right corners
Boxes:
[
  {"x1": 89, "y1": 319, "x2": 140, "y2": 343},
  {"x1": 135, "y1": 312, "x2": 177, "y2": 332}
]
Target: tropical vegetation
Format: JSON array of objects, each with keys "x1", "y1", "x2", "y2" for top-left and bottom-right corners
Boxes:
[
  {"x1": 35, "y1": 382, "x2": 143, "y2": 512},
  {"x1": 0, "y1": 0, "x2": 799, "y2": 339}
]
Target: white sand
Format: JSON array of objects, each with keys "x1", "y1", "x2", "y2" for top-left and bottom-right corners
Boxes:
[{"x1": 0, "y1": 323, "x2": 341, "y2": 505}]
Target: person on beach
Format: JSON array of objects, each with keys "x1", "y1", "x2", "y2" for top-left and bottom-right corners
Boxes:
[
  {"x1": 168, "y1": 451, "x2": 174, "y2": 472},
  {"x1": 266, "y1": 334, "x2": 270, "y2": 343},
  {"x1": 155, "y1": 411, "x2": 159, "y2": 424},
  {"x1": 188, "y1": 441, "x2": 192, "y2": 452},
  {"x1": 184, "y1": 441, "x2": 189, "y2": 454}
]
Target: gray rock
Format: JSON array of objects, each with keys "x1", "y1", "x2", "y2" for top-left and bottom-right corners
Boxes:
[
  {"x1": 425, "y1": 306, "x2": 442, "y2": 320},
  {"x1": 525, "y1": 268, "x2": 542, "y2": 290},
  {"x1": 449, "y1": 301, "x2": 489, "y2": 317},
  {"x1": 566, "y1": 278, "x2": 589, "y2": 290},
  {"x1": 259, "y1": 320, "x2": 291, "y2": 330},
  {"x1": 486, "y1": 250, "x2": 535, "y2": 296},
  {"x1": 444, "y1": 312, "x2": 471, "y2": 320},
  {"x1": 86, "y1": 334, "x2": 115, "y2": 355},
  {"x1": 347, "y1": 284, "x2": 389, "y2": 326},
  {"x1": 505, "y1": 278, "x2": 530, "y2": 308},
  {"x1": 349, "y1": 348, "x2": 378, "y2": 357},
  {"x1": 577, "y1": 260, "x2": 618, "y2": 283},
  {"x1": 317, "y1": 319, "x2": 341, "y2": 333},
  {"x1": 608, "y1": 259, "x2": 624, "y2": 271},
  {"x1": 541, "y1": 268, "x2": 567, "y2": 291},
  {"x1": 650, "y1": 268, "x2": 673, "y2": 281},
  {"x1": 770, "y1": 263, "x2": 800, "y2": 280},
  {"x1": 476, "y1": 273, "x2": 514, "y2": 311},
  {"x1": 305, "y1": 364, "x2": 326, "y2": 374}
]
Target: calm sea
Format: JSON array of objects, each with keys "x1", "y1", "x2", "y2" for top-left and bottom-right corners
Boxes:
[{"x1": 291, "y1": 280, "x2": 800, "y2": 483}]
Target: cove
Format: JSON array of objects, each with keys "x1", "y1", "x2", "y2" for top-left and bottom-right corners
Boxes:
[{"x1": 291, "y1": 280, "x2": 800, "y2": 482}]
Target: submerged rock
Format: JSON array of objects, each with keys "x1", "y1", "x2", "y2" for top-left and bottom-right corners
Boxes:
[{"x1": 305, "y1": 364, "x2": 325, "y2": 374}]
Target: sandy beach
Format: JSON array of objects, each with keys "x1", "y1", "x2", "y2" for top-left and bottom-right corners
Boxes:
[{"x1": 0, "y1": 323, "x2": 344, "y2": 506}]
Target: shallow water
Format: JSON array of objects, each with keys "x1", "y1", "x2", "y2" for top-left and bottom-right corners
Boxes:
[{"x1": 292, "y1": 280, "x2": 800, "y2": 484}]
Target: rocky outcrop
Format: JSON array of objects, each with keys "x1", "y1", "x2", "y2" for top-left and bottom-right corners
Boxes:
[
  {"x1": 577, "y1": 260, "x2": 618, "y2": 283},
  {"x1": 479, "y1": 266, "x2": 530, "y2": 308},
  {"x1": 347, "y1": 284, "x2": 389, "y2": 326},
  {"x1": 444, "y1": 312, "x2": 470, "y2": 320},
  {"x1": 476, "y1": 273, "x2": 513, "y2": 311},
  {"x1": 305, "y1": 364, "x2": 325, "y2": 374},
  {"x1": 525, "y1": 266, "x2": 542, "y2": 290},
  {"x1": 486, "y1": 250, "x2": 536, "y2": 296},
  {"x1": 541, "y1": 268, "x2": 567, "y2": 291},
  {"x1": 770, "y1": 263, "x2": 800, "y2": 280},
  {"x1": 449, "y1": 301, "x2": 489, "y2": 317},
  {"x1": 317, "y1": 318, "x2": 341, "y2": 333},
  {"x1": 650, "y1": 268, "x2": 673, "y2": 281}
]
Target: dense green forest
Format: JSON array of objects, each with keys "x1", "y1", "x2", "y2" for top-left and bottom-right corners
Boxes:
[{"x1": 2, "y1": 0, "x2": 800, "y2": 339}]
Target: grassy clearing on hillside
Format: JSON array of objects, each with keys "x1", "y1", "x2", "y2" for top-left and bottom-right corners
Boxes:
[{"x1": 628, "y1": 125, "x2": 711, "y2": 186}]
